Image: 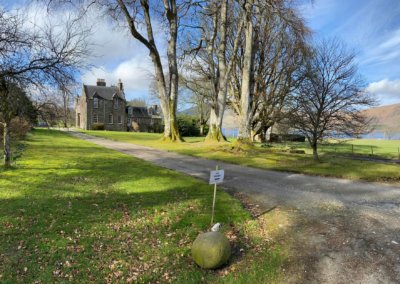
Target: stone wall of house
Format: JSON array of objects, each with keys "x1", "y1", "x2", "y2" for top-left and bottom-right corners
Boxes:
[
  {"x1": 88, "y1": 97, "x2": 126, "y2": 131},
  {"x1": 128, "y1": 117, "x2": 163, "y2": 133},
  {"x1": 75, "y1": 96, "x2": 88, "y2": 130}
]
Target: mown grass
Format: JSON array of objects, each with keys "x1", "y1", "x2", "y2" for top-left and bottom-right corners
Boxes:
[
  {"x1": 0, "y1": 129, "x2": 286, "y2": 283},
  {"x1": 83, "y1": 130, "x2": 400, "y2": 183},
  {"x1": 262, "y1": 139, "x2": 400, "y2": 159}
]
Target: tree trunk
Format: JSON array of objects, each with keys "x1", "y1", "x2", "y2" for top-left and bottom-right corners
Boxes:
[
  {"x1": 118, "y1": 0, "x2": 182, "y2": 142},
  {"x1": 166, "y1": 97, "x2": 182, "y2": 142},
  {"x1": 259, "y1": 125, "x2": 269, "y2": 143},
  {"x1": 312, "y1": 142, "x2": 319, "y2": 161},
  {"x1": 164, "y1": 0, "x2": 182, "y2": 142},
  {"x1": 206, "y1": 0, "x2": 228, "y2": 142},
  {"x1": 206, "y1": 106, "x2": 225, "y2": 141},
  {"x1": 237, "y1": 3, "x2": 254, "y2": 142},
  {"x1": 199, "y1": 124, "x2": 205, "y2": 136},
  {"x1": 3, "y1": 122, "x2": 11, "y2": 167}
]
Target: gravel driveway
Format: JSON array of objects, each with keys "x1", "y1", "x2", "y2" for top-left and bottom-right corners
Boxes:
[{"x1": 70, "y1": 131, "x2": 400, "y2": 283}]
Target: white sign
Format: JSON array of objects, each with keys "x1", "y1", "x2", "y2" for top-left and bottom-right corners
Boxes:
[{"x1": 209, "y1": 169, "x2": 224, "y2": 184}]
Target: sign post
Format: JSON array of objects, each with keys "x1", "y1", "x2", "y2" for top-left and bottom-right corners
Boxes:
[{"x1": 209, "y1": 165, "x2": 224, "y2": 225}]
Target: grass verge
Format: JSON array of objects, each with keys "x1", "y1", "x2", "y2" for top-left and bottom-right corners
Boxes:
[
  {"x1": 82, "y1": 130, "x2": 400, "y2": 183},
  {"x1": 0, "y1": 129, "x2": 286, "y2": 283}
]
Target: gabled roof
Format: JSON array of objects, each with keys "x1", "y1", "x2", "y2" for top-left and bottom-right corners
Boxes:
[
  {"x1": 83, "y1": 85, "x2": 124, "y2": 101},
  {"x1": 129, "y1": 106, "x2": 151, "y2": 118}
]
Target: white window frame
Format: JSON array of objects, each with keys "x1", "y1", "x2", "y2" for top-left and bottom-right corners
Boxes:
[{"x1": 118, "y1": 115, "x2": 122, "y2": 124}]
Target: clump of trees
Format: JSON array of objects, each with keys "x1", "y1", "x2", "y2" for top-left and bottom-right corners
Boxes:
[
  {"x1": 0, "y1": 6, "x2": 90, "y2": 166},
  {"x1": 0, "y1": 82, "x2": 37, "y2": 163},
  {"x1": 44, "y1": 0, "x2": 372, "y2": 161}
]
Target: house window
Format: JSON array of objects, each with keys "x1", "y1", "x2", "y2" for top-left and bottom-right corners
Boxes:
[
  {"x1": 118, "y1": 115, "x2": 122, "y2": 124},
  {"x1": 108, "y1": 114, "x2": 113, "y2": 124},
  {"x1": 114, "y1": 97, "x2": 119, "y2": 109},
  {"x1": 92, "y1": 113, "x2": 98, "y2": 123},
  {"x1": 128, "y1": 107, "x2": 133, "y2": 116},
  {"x1": 93, "y1": 97, "x2": 99, "y2": 108}
]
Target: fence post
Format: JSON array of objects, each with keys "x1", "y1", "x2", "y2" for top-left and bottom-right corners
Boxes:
[
  {"x1": 371, "y1": 146, "x2": 373, "y2": 156},
  {"x1": 351, "y1": 144, "x2": 354, "y2": 155}
]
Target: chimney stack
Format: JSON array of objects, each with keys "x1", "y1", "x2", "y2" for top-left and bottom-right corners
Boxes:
[
  {"x1": 117, "y1": 79, "x2": 123, "y2": 91},
  {"x1": 96, "y1": 78, "x2": 106, "y2": 86}
]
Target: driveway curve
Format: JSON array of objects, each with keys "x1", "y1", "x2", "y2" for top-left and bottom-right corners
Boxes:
[
  {"x1": 69, "y1": 131, "x2": 400, "y2": 214},
  {"x1": 69, "y1": 131, "x2": 400, "y2": 283}
]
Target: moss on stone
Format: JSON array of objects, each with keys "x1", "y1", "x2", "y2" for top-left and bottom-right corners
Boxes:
[{"x1": 191, "y1": 231, "x2": 231, "y2": 269}]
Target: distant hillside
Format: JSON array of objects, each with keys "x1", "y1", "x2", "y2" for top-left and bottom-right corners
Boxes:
[
  {"x1": 362, "y1": 103, "x2": 400, "y2": 132},
  {"x1": 178, "y1": 106, "x2": 197, "y2": 116}
]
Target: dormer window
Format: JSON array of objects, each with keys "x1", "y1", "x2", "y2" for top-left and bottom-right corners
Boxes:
[
  {"x1": 93, "y1": 97, "x2": 99, "y2": 108},
  {"x1": 114, "y1": 97, "x2": 119, "y2": 109}
]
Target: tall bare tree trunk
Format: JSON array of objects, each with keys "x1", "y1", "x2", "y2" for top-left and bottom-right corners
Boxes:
[
  {"x1": 205, "y1": 0, "x2": 243, "y2": 142},
  {"x1": 238, "y1": 2, "x2": 254, "y2": 142},
  {"x1": 207, "y1": 105, "x2": 225, "y2": 141},
  {"x1": 164, "y1": 0, "x2": 181, "y2": 141},
  {"x1": 312, "y1": 143, "x2": 319, "y2": 161},
  {"x1": 3, "y1": 122, "x2": 11, "y2": 167},
  {"x1": 118, "y1": 0, "x2": 182, "y2": 141},
  {"x1": 199, "y1": 125, "x2": 204, "y2": 136},
  {"x1": 62, "y1": 89, "x2": 69, "y2": 128}
]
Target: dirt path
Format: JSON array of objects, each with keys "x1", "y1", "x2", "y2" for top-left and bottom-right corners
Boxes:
[{"x1": 70, "y1": 131, "x2": 400, "y2": 283}]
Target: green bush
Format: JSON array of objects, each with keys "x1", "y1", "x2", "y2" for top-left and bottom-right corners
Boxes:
[
  {"x1": 92, "y1": 123, "x2": 105, "y2": 130},
  {"x1": 177, "y1": 115, "x2": 200, "y2": 136}
]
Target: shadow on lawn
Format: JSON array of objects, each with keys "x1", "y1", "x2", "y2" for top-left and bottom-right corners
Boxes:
[{"x1": 0, "y1": 185, "x2": 249, "y2": 283}]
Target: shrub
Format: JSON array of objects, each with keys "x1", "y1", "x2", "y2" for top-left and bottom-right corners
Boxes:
[
  {"x1": 177, "y1": 115, "x2": 200, "y2": 136},
  {"x1": 92, "y1": 123, "x2": 105, "y2": 130},
  {"x1": 0, "y1": 118, "x2": 32, "y2": 141}
]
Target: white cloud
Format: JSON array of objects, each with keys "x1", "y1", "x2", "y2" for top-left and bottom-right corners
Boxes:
[
  {"x1": 81, "y1": 56, "x2": 154, "y2": 96},
  {"x1": 366, "y1": 79, "x2": 400, "y2": 104},
  {"x1": 12, "y1": 2, "x2": 166, "y2": 100},
  {"x1": 361, "y1": 28, "x2": 400, "y2": 66}
]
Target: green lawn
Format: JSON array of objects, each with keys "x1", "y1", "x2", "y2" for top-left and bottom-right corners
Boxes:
[
  {"x1": 0, "y1": 129, "x2": 286, "y2": 283},
  {"x1": 265, "y1": 139, "x2": 400, "y2": 159},
  {"x1": 83, "y1": 130, "x2": 400, "y2": 183}
]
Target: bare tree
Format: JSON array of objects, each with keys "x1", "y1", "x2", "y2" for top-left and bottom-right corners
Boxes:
[
  {"x1": 49, "y1": 0, "x2": 196, "y2": 141},
  {"x1": 235, "y1": 0, "x2": 310, "y2": 143},
  {"x1": 250, "y1": 8, "x2": 309, "y2": 142},
  {"x1": 289, "y1": 39, "x2": 375, "y2": 160},
  {"x1": 180, "y1": 75, "x2": 211, "y2": 136},
  {"x1": 0, "y1": 7, "x2": 90, "y2": 166},
  {"x1": 229, "y1": 0, "x2": 309, "y2": 143},
  {"x1": 184, "y1": 0, "x2": 243, "y2": 141},
  {"x1": 0, "y1": 82, "x2": 37, "y2": 166}
]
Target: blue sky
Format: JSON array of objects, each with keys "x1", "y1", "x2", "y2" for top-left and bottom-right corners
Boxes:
[
  {"x1": 301, "y1": 0, "x2": 400, "y2": 105},
  {"x1": 2, "y1": 0, "x2": 400, "y2": 105}
]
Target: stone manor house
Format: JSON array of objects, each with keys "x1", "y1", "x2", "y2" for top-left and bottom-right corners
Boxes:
[{"x1": 75, "y1": 79, "x2": 162, "y2": 132}]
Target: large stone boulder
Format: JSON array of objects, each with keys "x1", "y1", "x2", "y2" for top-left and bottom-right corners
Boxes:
[{"x1": 191, "y1": 231, "x2": 231, "y2": 269}]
